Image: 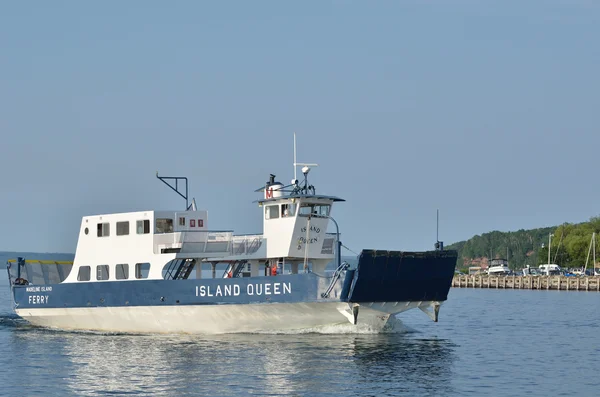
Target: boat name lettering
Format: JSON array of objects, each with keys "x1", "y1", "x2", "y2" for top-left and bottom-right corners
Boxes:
[
  {"x1": 297, "y1": 236, "x2": 319, "y2": 244},
  {"x1": 195, "y1": 282, "x2": 292, "y2": 297},
  {"x1": 25, "y1": 286, "x2": 52, "y2": 292},
  {"x1": 300, "y1": 226, "x2": 321, "y2": 233},
  {"x1": 28, "y1": 295, "x2": 49, "y2": 304}
]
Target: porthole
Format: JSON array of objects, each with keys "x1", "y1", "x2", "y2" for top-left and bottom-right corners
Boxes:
[{"x1": 84, "y1": 227, "x2": 89, "y2": 235}]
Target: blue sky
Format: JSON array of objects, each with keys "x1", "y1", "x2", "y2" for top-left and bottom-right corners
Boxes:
[{"x1": 1, "y1": 1, "x2": 598, "y2": 254}]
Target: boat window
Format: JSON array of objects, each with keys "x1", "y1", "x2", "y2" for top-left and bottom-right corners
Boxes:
[
  {"x1": 198, "y1": 219, "x2": 204, "y2": 227},
  {"x1": 298, "y1": 203, "x2": 330, "y2": 217},
  {"x1": 155, "y1": 218, "x2": 174, "y2": 233},
  {"x1": 281, "y1": 203, "x2": 296, "y2": 217},
  {"x1": 136, "y1": 220, "x2": 150, "y2": 234},
  {"x1": 265, "y1": 205, "x2": 279, "y2": 220},
  {"x1": 96, "y1": 265, "x2": 109, "y2": 281},
  {"x1": 97, "y1": 222, "x2": 110, "y2": 237},
  {"x1": 116, "y1": 221, "x2": 130, "y2": 236},
  {"x1": 135, "y1": 263, "x2": 151, "y2": 279},
  {"x1": 116, "y1": 264, "x2": 129, "y2": 280},
  {"x1": 77, "y1": 266, "x2": 91, "y2": 281},
  {"x1": 179, "y1": 217, "x2": 186, "y2": 226}
]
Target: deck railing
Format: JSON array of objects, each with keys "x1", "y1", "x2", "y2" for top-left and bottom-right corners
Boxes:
[
  {"x1": 153, "y1": 230, "x2": 234, "y2": 254},
  {"x1": 6, "y1": 258, "x2": 73, "y2": 285},
  {"x1": 230, "y1": 234, "x2": 264, "y2": 256}
]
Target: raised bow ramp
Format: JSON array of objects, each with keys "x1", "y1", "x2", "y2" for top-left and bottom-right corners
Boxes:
[{"x1": 342, "y1": 249, "x2": 458, "y2": 303}]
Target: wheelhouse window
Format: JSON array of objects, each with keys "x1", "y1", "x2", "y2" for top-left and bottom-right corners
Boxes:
[
  {"x1": 179, "y1": 217, "x2": 186, "y2": 226},
  {"x1": 298, "y1": 203, "x2": 331, "y2": 217},
  {"x1": 116, "y1": 221, "x2": 130, "y2": 236},
  {"x1": 265, "y1": 205, "x2": 279, "y2": 220},
  {"x1": 116, "y1": 264, "x2": 129, "y2": 280},
  {"x1": 281, "y1": 203, "x2": 296, "y2": 217},
  {"x1": 155, "y1": 218, "x2": 174, "y2": 233},
  {"x1": 77, "y1": 266, "x2": 91, "y2": 281},
  {"x1": 135, "y1": 263, "x2": 151, "y2": 279},
  {"x1": 97, "y1": 222, "x2": 110, "y2": 237},
  {"x1": 96, "y1": 265, "x2": 109, "y2": 281},
  {"x1": 137, "y1": 220, "x2": 150, "y2": 234}
]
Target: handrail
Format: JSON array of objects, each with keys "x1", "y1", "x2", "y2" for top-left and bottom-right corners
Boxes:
[
  {"x1": 154, "y1": 229, "x2": 234, "y2": 234},
  {"x1": 321, "y1": 261, "x2": 350, "y2": 298},
  {"x1": 6, "y1": 259, "x2": 74, "y2": 265}
]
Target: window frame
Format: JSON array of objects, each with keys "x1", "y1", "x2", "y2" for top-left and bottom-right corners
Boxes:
[
  {"x1": 77, "y1": 266, "x2": 91, "y2": 281},
  {"x1": 116, "y1": 264, "x2": 129, "y2": 280},
  {"x1": 135, "y1": 263, "x2": 151, "y2": 279},
  {"x1": 155, "y1": 218, "x2": 174, "y2": 233},
  {"x1": 281, "y1": 203, "x2": 296, "y2": 217},
  {"x1": 298, "y1": 203, "x2": 331, "y2": 218},
  {"x1": 97, "y1": 222, "x2": 110, "y2": 237},
  {"x1": 136, "y1": 219, "x2": 151, "y2": 234},
  {"x1": 265, "y1": 205, "x2": 280, "y2": 220},
  {"x1": 96, "y1": 264, "x2": 110, "y2": 281},
  {"x1": 116, "y1": 221, "x2": 130, "y2": 236}
]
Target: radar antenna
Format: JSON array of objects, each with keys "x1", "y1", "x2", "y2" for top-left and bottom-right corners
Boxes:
[{"x1": 292, "y1": 132, "x2": 318, "y2": 195}]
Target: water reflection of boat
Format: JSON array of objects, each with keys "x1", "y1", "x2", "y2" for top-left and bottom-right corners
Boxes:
[{"x1": 10, "y1": 328, "x2": 455, "y2": 396}]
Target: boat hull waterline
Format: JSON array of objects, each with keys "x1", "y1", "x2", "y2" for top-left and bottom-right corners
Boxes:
[{"x1": 15, "y1": 301, "x2": 440, "y2": 334}]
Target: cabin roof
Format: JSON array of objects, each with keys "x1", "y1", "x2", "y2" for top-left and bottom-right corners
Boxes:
[{"x1": 254, "y1": 194, "x2": 345, "y2": 204}]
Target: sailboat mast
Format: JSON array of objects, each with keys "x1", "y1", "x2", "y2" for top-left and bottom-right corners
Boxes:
[{"x1": 593, "y1": 232, "x2": 596, "y2": 274}]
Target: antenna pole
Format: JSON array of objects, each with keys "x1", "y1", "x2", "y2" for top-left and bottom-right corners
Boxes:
[
  {"x1": 293, "y1": 132, "x2": 297, "y2": 182},
  {"x1": 436, "y1": 209, "x2": 439, "y2": 242}
]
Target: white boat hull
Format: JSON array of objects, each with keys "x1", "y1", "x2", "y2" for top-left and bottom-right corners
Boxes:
[{"x1": 16, "y1": 301, "x2": 440, "y2": 334}]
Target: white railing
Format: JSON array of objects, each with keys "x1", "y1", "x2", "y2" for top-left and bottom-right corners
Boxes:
[
  {"x1": 153, "y1": 231, "x2": 233, "y2": 254},
  {"x1": 230, "y1": 234, "x2": 264, "y2": 256}
]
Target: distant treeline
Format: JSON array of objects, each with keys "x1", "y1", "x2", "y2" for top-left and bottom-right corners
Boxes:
[{"x1": 446, "y1": 216, "x2": 600, "y2": 271}]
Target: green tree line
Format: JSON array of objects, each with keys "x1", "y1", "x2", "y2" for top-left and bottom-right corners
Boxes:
[{"x1": 446, "y1": 216, "x2": 600, "y2": 272}]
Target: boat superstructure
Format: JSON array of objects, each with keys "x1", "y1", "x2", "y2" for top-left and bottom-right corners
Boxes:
[
  {"x1": 6, "y1": 136, "x2": 458, "y2": 334},
  {"x1": 487, "y1": 259, "x2": 510, "y2": 276}
]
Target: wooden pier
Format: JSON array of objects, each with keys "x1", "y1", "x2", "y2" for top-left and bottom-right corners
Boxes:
[{"x1": 452, "y1": 275, "x2": 600, "y2": 291}]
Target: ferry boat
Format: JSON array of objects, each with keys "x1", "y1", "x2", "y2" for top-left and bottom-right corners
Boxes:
[{"x1": 6, "y1": 139, "x2": 458, "y2": 334}]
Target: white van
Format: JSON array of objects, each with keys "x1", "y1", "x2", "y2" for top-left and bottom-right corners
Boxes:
[{"x1": 538, "y1": 264, "x2": 562, "y2": 276}]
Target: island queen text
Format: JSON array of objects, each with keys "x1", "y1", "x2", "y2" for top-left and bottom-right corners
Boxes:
[{"x1": 195, "y1": 282, "x2": 291, "y2": 297}]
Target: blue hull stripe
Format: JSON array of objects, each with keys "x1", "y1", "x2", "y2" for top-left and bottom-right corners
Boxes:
[{"x1": 14, "y1": 274, "x2": 320, "y2": 309}]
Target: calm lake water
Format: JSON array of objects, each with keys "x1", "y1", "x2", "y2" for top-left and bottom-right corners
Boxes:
[{"x1": 1, "y1": 253, "x2": 599, "y2": 396}]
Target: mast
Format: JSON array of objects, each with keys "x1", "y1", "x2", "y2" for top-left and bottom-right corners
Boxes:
[
  {"x1": 293, "y1": 132, "x2": 297, "y2": 182},
  {"x1": 594, "y1": 232, "x2": 597, "y2": 274}
]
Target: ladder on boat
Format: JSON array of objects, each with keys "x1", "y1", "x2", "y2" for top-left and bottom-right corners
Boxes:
[
  {"x1": 223, "y1": 261, "x2": 248, "y2": 278},
  {"x1": 164, "y1": 259, "x2": 197, "y2": 280}
]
